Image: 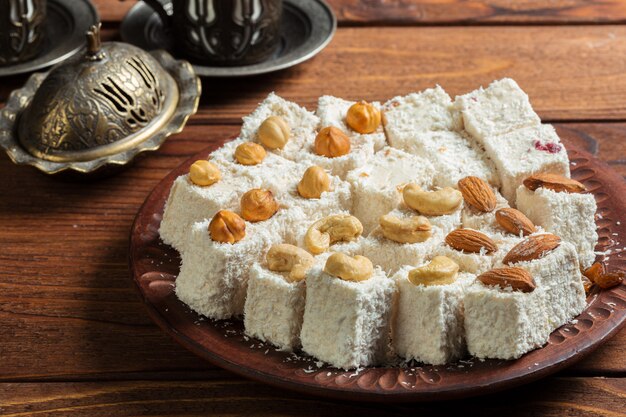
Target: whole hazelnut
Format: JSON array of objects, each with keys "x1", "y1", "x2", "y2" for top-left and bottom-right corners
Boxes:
[
  {"x1": 314, "y1": 126, "x2": 350, "y2": 158},
  {"x1": 257, "y1": 116, "x2": 290, "y2": 149},
  {"x1": 235, "y1": 142, "x2": 266, "y2": 165},
  {"x1": 241, "y1": 188, "x2": 279, "y2": 222},
  {"x1": 346, "y1": 100, "x2": 381, "y2": 134},
  {"x1": 189, "y1": 160, "x2": 221, "y2": 186},
  {"x1": 297, "y1": 166, "x2": 331, "y2": 199},
  {"x1": 209, "y1": 210, "x2": 246, "y2": 244}
]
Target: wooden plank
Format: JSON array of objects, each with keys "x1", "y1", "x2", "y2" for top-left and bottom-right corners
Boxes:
[
  {"x1": 93, "y1": 0, "x2": 626, "y2": 25},
  {"x1": 3, "y1": 27, "x2": 626, "y2": 122},
  {"x1": 0, "y1": 378, "x2": 624, "y2": 416},
  {"x1": 0, "y1": 126, "x2": 237, "y2": 381},
  {"x1": 194, "y1": 26, "x2": 626, "y2": 123},
  {"x1": 0, "y1": 123, "x2": 623, "y2": 381},
  {"x1": 326, "y1": 0, "x2": 626, "y2": 25}
]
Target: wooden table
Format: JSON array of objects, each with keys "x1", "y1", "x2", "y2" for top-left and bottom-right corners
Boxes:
[{"x1": 1, "y1": 1, "x2": 625, "y2": 415}]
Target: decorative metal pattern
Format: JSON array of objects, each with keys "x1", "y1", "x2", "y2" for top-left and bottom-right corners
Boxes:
[
  {"x1": 0, "y1": 50, "x2": 200, "y2": 174},
  {"x1": 173, "y1": 0, "x2": 282, "y2": 65},
  {"x1": 0, "y1": 0, "x2": 99, "y2": 77},
  {"x1": 129, "y1": 144, "x2": 626, "y2": 402},
  {"x1": 0, "y1": 0, "x2": 46, "y2": 65},
  {"x1": 15, "y1": 24, "x2": 169, "y2": 162},
  {"x1": 121, "y1": 0, "x2": 337, "y2": 78}
]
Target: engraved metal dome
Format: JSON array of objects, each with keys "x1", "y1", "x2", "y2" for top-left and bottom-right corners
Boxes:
[{"x1": 17, "y1": 24, "x2": 179, "y2": 162}]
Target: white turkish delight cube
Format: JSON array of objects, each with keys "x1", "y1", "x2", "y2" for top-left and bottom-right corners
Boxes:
[
  {"x1": 516, "y1": 185, "x2": 598, "y2": 268},
  {"x1": 175, "y1": 219, "x2": 281, "y2": 320},
  {"x1": 392, "y1": 266, "x2": 474, "y2": 365},
  {"x1": 159, "y1": 171, "x2": 261, "y2": 252},
  {"x1": 300, "y1": 265, "x2": 395, "y2": 370},
  {"x1": 475, "y1": 124, "x2": 570, "y2": 204},
  {"x1": 243, "y1": 263, "x2": 307, "y2": 351},
  {"x1": 360, "y1": 226, "x2": 442, "y2": 275},
  {"x1": 239, "y1": 92, "x2": 320, "y2": 160},
  {"x1": 464, "y1": 280, "x2": 551, "y2": 360},
  {"x1": 271, "y1": 164, "x2": 353, "y2": 220},
  {"x1": 383, "y1": 85, "x2": 463, "y2": 145},
  {"x1": 392, "y1": 130, "x2": 499, "y2": 188},
  {"x1": 316, "y1": 95, "x2": 387, "y2": 151},
  {"x1": 346, "y1": 147, "x2": 435, "y2": 233},
  {"x1": 497, "y1": 240, "x2": 587, "y2": 329},
  {"x1": 453, "y1": 78, "x2": 540, "y2": 141}
]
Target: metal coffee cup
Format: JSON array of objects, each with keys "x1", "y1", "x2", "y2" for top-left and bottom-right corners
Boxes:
[
  {"x1": 0, "y1": 0, "x2": 47, "y2": 66},
  {"x1": 143, "y1": 0, "x2": 282, "y2": 66}
]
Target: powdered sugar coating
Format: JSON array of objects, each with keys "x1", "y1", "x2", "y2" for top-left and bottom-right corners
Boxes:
[
  {"x1": 516, "y1": 186, "x2": 598, "y2": 268},
  {"x1": 346, "y1": 147, "x2": 435, "y2": 233},
  {"x1": 453, "y1": 78, "x2": 541, "y2": 141},
  {"x1": 392, "y1": 267, "x2": 475, "y2": 365},
  {"x1": 300, "y1": 266, "x2": 395, "y2": 370},
  {"x1": 162, "y1": 81, "x2": 597, "y2": 368}
]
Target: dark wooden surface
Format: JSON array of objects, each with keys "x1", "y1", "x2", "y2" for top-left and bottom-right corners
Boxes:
[
  {"x1": 1, "y1": 1, "x2": 625, "y2": 416},
  {"x1": 96, "y1": 0, "x2": 626, "y2": 24}
]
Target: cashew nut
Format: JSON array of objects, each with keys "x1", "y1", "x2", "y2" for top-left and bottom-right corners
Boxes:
[
  {"x1": 323, "y1": 252, "x2": 373, "y2": 282},
  {"x1": 408, "y1": 256, "x2": 459, "y2": 286},
  {"x1": 403, "y1": 184, "x2": 463, "y2": 216},
  {"x1": 266, "y1": 244, "x2": 315, "y2": 282},
  {"x1": 379, "y1": 213, "x2": 432, "y2": 244},
  {"x1": 304, "y1": 214, "x2": 363, "y2": 254}
]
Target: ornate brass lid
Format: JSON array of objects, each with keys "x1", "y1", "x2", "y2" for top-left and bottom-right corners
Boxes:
[{"x1": 0, "y1": 24, "x2": 200, "y2": 174}]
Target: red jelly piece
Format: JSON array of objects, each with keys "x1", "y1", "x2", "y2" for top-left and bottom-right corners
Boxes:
[
  {"x1": 533, "y1": 140, "x2": 562, "y2": 154},
  {"x1": 545, "y1": 142, "x2": 562, "y2": 153}
]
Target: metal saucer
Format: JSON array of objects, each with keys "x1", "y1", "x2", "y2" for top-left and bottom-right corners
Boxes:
[
  {"x1": 120, "y1": 0, "x2": 336, "y2": 77},
  {"x1": 0, "y1": 0, "x2": 98, "y2": 77}
]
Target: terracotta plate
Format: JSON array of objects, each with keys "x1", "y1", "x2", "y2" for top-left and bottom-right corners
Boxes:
[{"x1": 129, "y1": 140, "x2": 626, "y2": 402}]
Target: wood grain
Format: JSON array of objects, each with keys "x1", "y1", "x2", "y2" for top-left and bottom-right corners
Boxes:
[
  {"x1": 328, "y1": 0, "x2": 626, "y2": 25},
  {"x1": 0, "y1": 3, "x2": 623, "y2": 413},
  {"x1": 93, "y1": 0, "x2": 626, "y2": 25},
  {"x1": 0, "y1": 378, "x2": 624, "y2": 416},
  {"x1": 0, "y1": 124, "x2": 623, "y2": 382},
  {"x1": 192, "y1": 26, "x2": 626, "y2": 123},
  {"x1": 4, "y1": 27, "x2": 626, "y2": 122}
]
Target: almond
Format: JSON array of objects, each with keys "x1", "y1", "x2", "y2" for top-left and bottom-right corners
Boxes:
[
  {"x1": 523, "y1": 173, "x2": 586, "y2": 194},
  {"x1": 502, "y1": 234, "x2": 561, "y2": 265},
  {"x1": 445, "y1": 229, "x2": 497, "y2": 254},
  {"x1": 458, "y1": 176, "x2": 496, "y2": 213},
  {"x1": 495, "y1": 208, "x2": 536, "y2": 236},
  {"x1": 582, "y1": 262, "x2": 605, "y2": 284},
  {"x1": 478, "y1": 267, "x2": 536, "y2": 293},
  {"x1": 595, "y1": 271, "x2": 624, "y2": 289}
]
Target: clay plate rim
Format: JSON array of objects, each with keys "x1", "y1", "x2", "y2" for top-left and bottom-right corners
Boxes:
[{"x1": 129, "y1": 139, "x2": 626, "y2": 402}]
